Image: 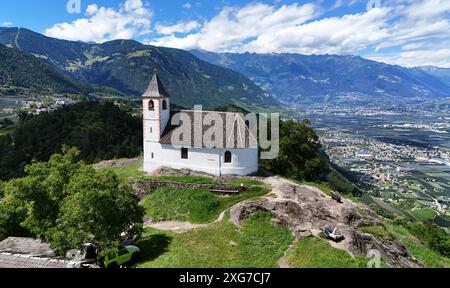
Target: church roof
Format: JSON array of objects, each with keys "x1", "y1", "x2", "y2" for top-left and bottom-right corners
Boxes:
[
  {"x1": 160, "y1": 110, "x2": 257, "y2": 149},
  {"x1": 142, "y1": 72, "x2": 170, "y2": 98}
]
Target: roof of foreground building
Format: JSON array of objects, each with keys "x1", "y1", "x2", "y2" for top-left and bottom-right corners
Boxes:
[{"x1": 160, "y1": 110, "x2": 257, "y2": 149}]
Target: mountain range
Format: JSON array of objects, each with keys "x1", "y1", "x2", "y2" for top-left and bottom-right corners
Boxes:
[
  {"x1": 0, "y1": 27, "x2": 277, "y2": 110},
  {"x1": 191, "y1": 50, "x2": 450, "y2": 107},
  {"x1": 1, "y1": 27, "x2": 450, "y2": 110}
]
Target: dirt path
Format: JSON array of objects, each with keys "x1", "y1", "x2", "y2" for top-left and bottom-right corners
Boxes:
[
  {"x1": 14, "y1": 27, "x2": 22, "y2": 50},
  {"x1": 278, "y1": 241, "x2": 296, "y2": 268},
  {"x1": 143, "y1": 203, "x2": 235, "y2": 233}
]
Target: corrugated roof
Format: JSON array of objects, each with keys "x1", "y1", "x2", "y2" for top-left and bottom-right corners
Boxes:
[{"x1": 160, "y1": 110, "x2": 257, "y2": 149}]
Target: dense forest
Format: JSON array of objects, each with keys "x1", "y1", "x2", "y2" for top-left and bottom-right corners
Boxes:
[{"x1": 0, "y1": 102, "x2": 142, "y2": 180}]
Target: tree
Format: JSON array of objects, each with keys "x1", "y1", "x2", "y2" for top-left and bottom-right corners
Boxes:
[
  {"x1": 262, "y1": 119, "x2": 327, "y2": 181},
  {"x1": 0, "y1": 147, "x2": 144, "y2": 255}
]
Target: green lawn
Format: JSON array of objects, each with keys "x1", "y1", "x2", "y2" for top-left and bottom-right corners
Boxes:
[
  {"x1": 136, "y1": 212, "x2": 294, "y2": 268},
  {"x1": 141, "y1": 181, "x2": 270, "y2": 224},
  {"x1": 410, "y1": 208, "x2": 438, "y2": 222},
  {"x1": 286, "y1": 237, "x2": 369, "y2": 268}
]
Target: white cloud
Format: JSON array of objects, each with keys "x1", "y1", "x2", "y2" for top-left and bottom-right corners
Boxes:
[
  {"x1": 41, "y1": 0, "x2": 450, "y2": 67},
  {"x1": 1, "y1": 22, "x2": 13, "y2": 27},
  {"x1": 367, "y1": 49, "x2": 450, "y2": 68},
  {"x1": 149, "y1": 3, "x2": 319, "y2": 52},
  {"x1": 367, "y1": 39, "x2": 450, "y2": 68},
  {"x1": 148, "y1": 0, "x2": 450, "y2": 67},
  {"x1": 155, "y1": 21, "x2": 200, "y2": 35},
  {"x1": 45, "y1": 0, "x2": 152, "y2": 43},
  {"x1": 240, "y1": 8, "x2": 391, "y2": 54}
]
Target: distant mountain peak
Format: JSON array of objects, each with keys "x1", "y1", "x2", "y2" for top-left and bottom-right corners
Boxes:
[{"x1": 191, "y1": 50, "x2": 450, "y2": 107}]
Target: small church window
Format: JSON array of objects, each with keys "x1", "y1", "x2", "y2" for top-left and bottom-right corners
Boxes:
[
  {"x1": 149, "y1": 100, "x2": 155, "y2": 111},
  {"x1": 162, "y1": 100, "x2": 168, "y2": 110},
  {"x1": 151, "y1": 153, "x2": 154, "y2": 159},
  {"x1": 181, "y1": 148, "x2": 189, "y2": 159},
  {"x1": 225, "y1": 151, "x2": 232, "y2": 163},
  {"x1": 150, "y1": 127, "x2": 153, "y2": 134}
]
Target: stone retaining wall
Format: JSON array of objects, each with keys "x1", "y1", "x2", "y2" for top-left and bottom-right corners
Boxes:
[{"x1": 130, "y1": 180, "x2": 241, "y2": 199}]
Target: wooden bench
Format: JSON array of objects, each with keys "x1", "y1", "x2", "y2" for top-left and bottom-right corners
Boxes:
[{"x1": 210, "y1": 189, "x2": 240, "y2": 195}]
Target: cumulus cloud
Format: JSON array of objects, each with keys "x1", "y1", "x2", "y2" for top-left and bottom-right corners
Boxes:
[
  {"x1": 240, "y1": 7, "x2": 391, "y2": 54},
  {"x1": 149, "y1": 2, "x2": 318, "y2": 52},
  {"x1": 367, "y1": 38, "x2": 450, "y2": 68},
  {"x1": 1, "y1": 22, "x2": 13, "y2": 27},
  {"x1": 45, "y1": 0, "x2": 152, "y2": 43},
  {"x1": 148, "y1": 0, "x2": 450, "y2": 67},
  {"x1": 42, "y1": 0, "x2": 450, "y2": 67},
  {"x1": 155, "y1": 21, "x2": 200, "y2": 35}
]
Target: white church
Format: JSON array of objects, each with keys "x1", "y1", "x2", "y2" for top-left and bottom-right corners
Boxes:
[{"x1": 142, "y1": 72, "x2": 259, "y2": 176}]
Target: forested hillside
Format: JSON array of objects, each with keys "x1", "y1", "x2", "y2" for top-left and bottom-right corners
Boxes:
[
  {"x1": 0, "y1": 44, "x2": 84, "y2": 96},
  {"x1": 0, "y1": 44, "x2": 123, "y2": 98},
  {"x1": 0, "y1": 28, "x2": 279, "y2": 110},
  {"x1": 0, "y1": 102, "x2": 142, "y2": 180}
]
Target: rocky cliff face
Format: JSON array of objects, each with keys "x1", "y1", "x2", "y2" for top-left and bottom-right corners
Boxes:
[{"x1": 231, "y1": 177, "x2": 423, "y2": 268}]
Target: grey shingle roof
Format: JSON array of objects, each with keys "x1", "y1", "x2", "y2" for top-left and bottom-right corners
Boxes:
[
  {"x1": 160, "y1": 110, "x2": 257, "y2": 149},
  {"x1": 0, "y1": 253, "x2": 71, "y2": 268},
  {"x1": 142, "y1": 72, "x2": 170, "y2": 98},
  {"x1": 0, "y1": 238, "x2": 73, "y2": 268},
  {"x1": 0, "y1": 237, "x2": 55, "y2": 257}
]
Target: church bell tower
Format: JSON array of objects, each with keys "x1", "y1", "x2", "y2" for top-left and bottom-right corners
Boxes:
[{"x1": 142, "y1": 71, "x2": 171, "y2": 144}]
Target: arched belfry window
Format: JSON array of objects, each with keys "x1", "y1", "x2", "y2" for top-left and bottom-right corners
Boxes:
[
  {"x1": 224, "y1": 151, "x2": 232, "y2": 163},
  {"x1": 162, "y1": 100, "x2": 168, "y2": 110},
  {"x1": 149, "y1": 100, "x2": 155, "y2": 111}
]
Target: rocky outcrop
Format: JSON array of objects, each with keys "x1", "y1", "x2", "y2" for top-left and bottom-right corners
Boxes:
[
  {"x1": 352, "y1": 230, "x2": 422, "y2": 268},
  {"x1": 230, "y1": 176, "x2": 424, "y2": 268}
]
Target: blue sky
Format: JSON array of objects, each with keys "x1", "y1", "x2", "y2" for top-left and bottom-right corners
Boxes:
[{"x1": 1, "y1": 0, "x2": 450, "y2": 67}]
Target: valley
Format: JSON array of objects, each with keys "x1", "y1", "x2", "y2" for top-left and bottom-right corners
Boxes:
[{"x1": 303, "y1": 107, "x2": 450, "y2": 226}]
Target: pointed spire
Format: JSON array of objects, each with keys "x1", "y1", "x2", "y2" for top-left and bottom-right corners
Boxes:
[{"x1": 142, "y1": 70, "x2": 170, "y2": 98}]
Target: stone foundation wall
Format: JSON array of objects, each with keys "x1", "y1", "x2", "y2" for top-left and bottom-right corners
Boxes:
[{"x1": 130, "y1": 180, "x2": 241, "y2": 199}]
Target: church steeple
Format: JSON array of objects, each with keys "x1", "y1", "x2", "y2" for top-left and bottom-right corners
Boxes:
[
  {"x1": 142, "y1": 71, "x2": 170, "y2": 99},
  {"x1": 142, "y1": 70, "x2": 171, "y2": 148}
]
